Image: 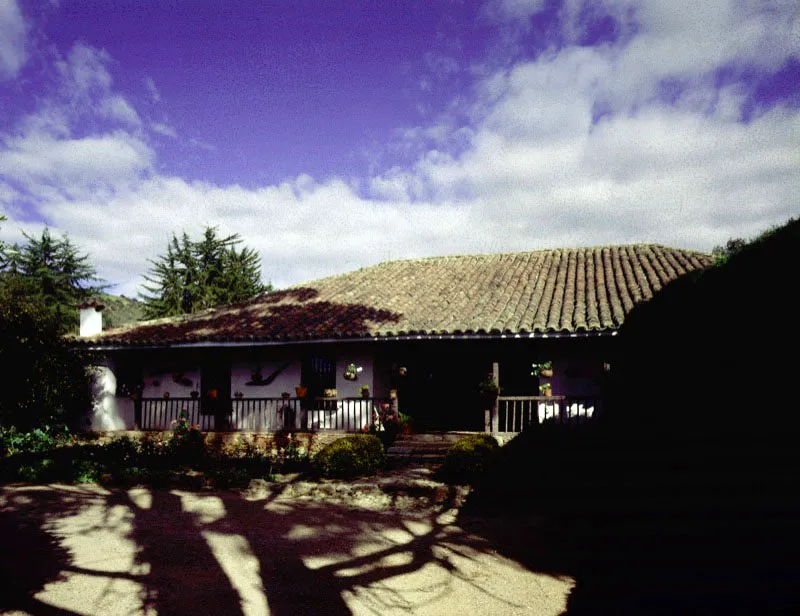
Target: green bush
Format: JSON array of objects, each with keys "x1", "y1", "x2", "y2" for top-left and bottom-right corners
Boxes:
[
  {"x1": 311, "y1": 435, "x2": 386, "y2": 479},
  {"x1": 440, "y1": 434, "x2": 499, "y2": 484},
  {"x1": 0, "y1": 425, "x2": 72, "y2": 457}
]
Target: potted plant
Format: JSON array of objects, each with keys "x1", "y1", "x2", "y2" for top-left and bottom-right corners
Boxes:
[
  {"x1": 323, "y1": 388, "x2": 337, "y2": 399},
  {"x1": 399, "y1": 412, "x2": 413, "y2": 435},
  {"x1": 281, "y1": 392, "x2": 292, "y2": 400},
  {"x1": 539, "y1": 383, "x2": 553, "y2": 397},
  {"x1": 478, "y1": 374, "x2": 500, "y2": 400},
  {"x1": 190, "y1": 390, "x2": 200, "y2": 399},
  {"x1": 531, "y1": 361, "x2": 553, "y2": 378},
  {"x1": 233, "y1": 391, "x2": 243, "y2": 399},
  {"x1": 360, "y1": 384, "x2": 370, "y2": 398},
  {"x1": 295, "y1": 385, "x2": 308, "y2": 398},
  {"x1": 163, "y1": 391, "x2": 170, "y2": 399}
]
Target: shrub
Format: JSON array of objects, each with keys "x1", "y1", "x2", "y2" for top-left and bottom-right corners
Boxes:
[
  {"x1": 440, "y1": 434, "x2": 499, "y2": 484},
  {"x1": 311, "y1": 435, "x2": 385, "y2": 479},
  {"x1": 168, "y1": 414, "x2": 205, "y2": 467},
  {"x1": 0, "y1": 425, "x2": 72, "y2": 457}
]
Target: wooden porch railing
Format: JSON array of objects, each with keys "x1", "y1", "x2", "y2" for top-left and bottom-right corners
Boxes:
[
  {"x1": 140, "y1": 398, "x2": 210, "y2": 431},
  {"x1": 497, "y1": 396, "x2": 599, "y2": 432},
  {"x1": 306, "y1": 397, "x2": 389, "y2": 432},
  {"x1": 138, "y1": 397, "x2": 390, "y2": 432}
]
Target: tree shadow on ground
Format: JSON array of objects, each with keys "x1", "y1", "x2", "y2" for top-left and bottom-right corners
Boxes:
[
  {"x1": 2, "y1": 478, "x2": 548, "y2": 615},
  {"x1": 0, "y1": 486, "x2": 107, "y2": 615}
]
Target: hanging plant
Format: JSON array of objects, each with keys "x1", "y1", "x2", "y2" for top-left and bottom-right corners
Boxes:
[
  {"x1": 343, "y1": 363, "x2": 358, "y2": 381},
  {"x1": 478, "y1": 375, "x2": 500, "y2": 399},
  {"x1": 531, "y1": 361, "x2": 553, "y2": 378}
]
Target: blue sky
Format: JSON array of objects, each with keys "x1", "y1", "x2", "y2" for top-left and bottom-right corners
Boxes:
[{"x1": 1, "y1": 0, "x2": 798, "y2": 295}]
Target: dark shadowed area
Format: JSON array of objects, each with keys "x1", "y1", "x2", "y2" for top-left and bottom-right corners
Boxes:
[{"x1": 463, "y1": 218, "x2": 800, "y2": 614}]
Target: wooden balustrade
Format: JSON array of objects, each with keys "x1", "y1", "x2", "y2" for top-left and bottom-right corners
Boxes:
[
  {"x1": 138, "y1": 397, "x2": 390, "y2": 432},
  {"x1": 497, "y1": 396, "x2": 599, "y2": 432},
  {"x1": 140, "y1": 398, "x2": 209, "y2": 431},
  {"x1": 306, "y1": 397, "x2": 389, "y2": 432}
]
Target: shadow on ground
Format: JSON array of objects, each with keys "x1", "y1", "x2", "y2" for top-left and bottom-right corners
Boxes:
[{"x1": 0, "y1": 476, "x2": 567, "y2": 615}]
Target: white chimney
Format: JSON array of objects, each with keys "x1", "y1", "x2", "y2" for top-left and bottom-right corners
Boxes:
[{"x1": 78, "y1": 299, "x2": 105, "y2": 337}]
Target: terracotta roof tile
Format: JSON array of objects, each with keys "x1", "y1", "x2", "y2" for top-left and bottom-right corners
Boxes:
[{"x1": 74, "y1": 244, "x2": 712, "y2": 347}]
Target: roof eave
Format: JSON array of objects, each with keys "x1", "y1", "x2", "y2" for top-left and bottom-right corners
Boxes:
[{"x1": 74, "y1": 329, "x2": 618, "y2": 351}]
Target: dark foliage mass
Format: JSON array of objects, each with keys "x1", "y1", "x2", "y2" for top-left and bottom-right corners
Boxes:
[
  {"x1": 0, "y1": 222, "x2": 97, "y2": 430},
  {"x1": 0, "y1": 281, "x2": 93, "y2": 431},
  {"x1": 439, "y1": 433, "x2": 499, "y2": 484},
  {"x1": 139, "y1": 226, "x2": 269, "y2": 319},
  {"x1": 465, "y1": 217, "x2": 800, "y2": 614}
]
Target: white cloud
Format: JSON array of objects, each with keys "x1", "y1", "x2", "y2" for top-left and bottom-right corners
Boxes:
[
  {"x1": 101, "y1": 94, "x2": 141, "y2": 126},
  {"x1": 0, "y1": 0, "x2": 26, "y2": 80},
  {"x1": 0, "y1": 130, "x2": 154, "y2": 200},
  {"x1": 143, "y1": 76, "x2": 161, "y2": 103},
  {"x1": 151, "y1": 122, "x2": 177, "y2": 138}
]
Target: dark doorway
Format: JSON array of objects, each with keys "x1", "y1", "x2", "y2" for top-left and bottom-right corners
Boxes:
[
  {"x1": 202, "y1": 359, "x2": 231, "y2": 430},
  {"x1": 398, "y1": 348, "x2": 486, "y2": 431}
]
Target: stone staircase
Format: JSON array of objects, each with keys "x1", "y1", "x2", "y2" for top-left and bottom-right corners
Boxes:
[{"x1": 385, "y1": 432, "x2": 475, "y2": 466}]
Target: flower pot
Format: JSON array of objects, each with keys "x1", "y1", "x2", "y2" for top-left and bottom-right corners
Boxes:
[
  {"x1": 295, "y1": 386, "x2": 307, "y2": 398},
  {"x1": 323, "y1": 388, "x2": 337, "y2": 399},
  {"x1": 190, "y1": 391, "x2": 199, "y2": 399},
  {"x1": 539, "y1": 368, "x2": 553, "y2": 378},
  {"x1": 163, "y1": 392, "x2": 170, "y2": 399},
  {"x1": 281, "y1": 392, "x2": 291, "y2": 400},
  {"x1": 541, "y1": 388, "x2": 552, "y2": 397},
  {"x1": 361, "y1": 391, "x2": 370, "y2": 398}
]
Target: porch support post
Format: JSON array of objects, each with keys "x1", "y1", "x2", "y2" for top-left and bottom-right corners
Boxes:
[{"x1": 485, "y1": 361, "x2": 500, "y2": 434}]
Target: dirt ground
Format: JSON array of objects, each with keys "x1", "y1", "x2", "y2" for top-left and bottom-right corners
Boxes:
[{"x1": 0, "y1": 469, "x2": 573, "y2": 615}]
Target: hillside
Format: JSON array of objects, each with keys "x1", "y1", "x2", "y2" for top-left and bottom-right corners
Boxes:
[{"x1": 99, "y1": 294, "x2": 145, "y2": 329}]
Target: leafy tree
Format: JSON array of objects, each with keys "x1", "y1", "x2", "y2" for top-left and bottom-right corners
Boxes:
[
  {"x1": 0, "y1": 278, "x2": 93, "y2": 430},
  {"x1": 0, "y1": 220, "x2": 94, "y2": 430},
  {"x1": 139, "y1": 226, "x2": 269, "y2": 319},
  {"x1": 711, "y1": 237, "x2": 747, "y2": 265},
  {"x1": 1, "y1": 228, "x2": 105, "y2": 332}
]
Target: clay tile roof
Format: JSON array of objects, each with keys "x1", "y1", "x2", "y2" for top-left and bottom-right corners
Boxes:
[{"x1": 74, "y1": 244, "x2": 712, "y2": 347}]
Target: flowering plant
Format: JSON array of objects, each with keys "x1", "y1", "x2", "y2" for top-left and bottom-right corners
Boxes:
[{"x1": 169, "y1": 410, "x2": 205, "y2": 464}]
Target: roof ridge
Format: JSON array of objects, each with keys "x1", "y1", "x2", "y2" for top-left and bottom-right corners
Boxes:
[{"x1": 290, "y1": 243, "x2": 711, "y2": 289}]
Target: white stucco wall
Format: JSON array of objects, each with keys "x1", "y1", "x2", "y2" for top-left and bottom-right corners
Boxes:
[
  {"x1": 89, "y1": 364, "x2": 135, "y2": 430},
  {"x1": 230, "y1": 360, "x2": 302, "y2": 398},
  {"x1": 549, "y1": 358, "x2": 604, "y2": 398},
  {"x1": 142, "y1": 368, "x2": 201, "y2": 399}
]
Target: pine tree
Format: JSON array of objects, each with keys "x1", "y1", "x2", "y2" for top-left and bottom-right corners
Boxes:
[
  {"x1": 0, "y1": 228, "x2": 105, "y2": 332},
  {"x1": 139, "y1": 227, "x2": 269, "y2": 319}
]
